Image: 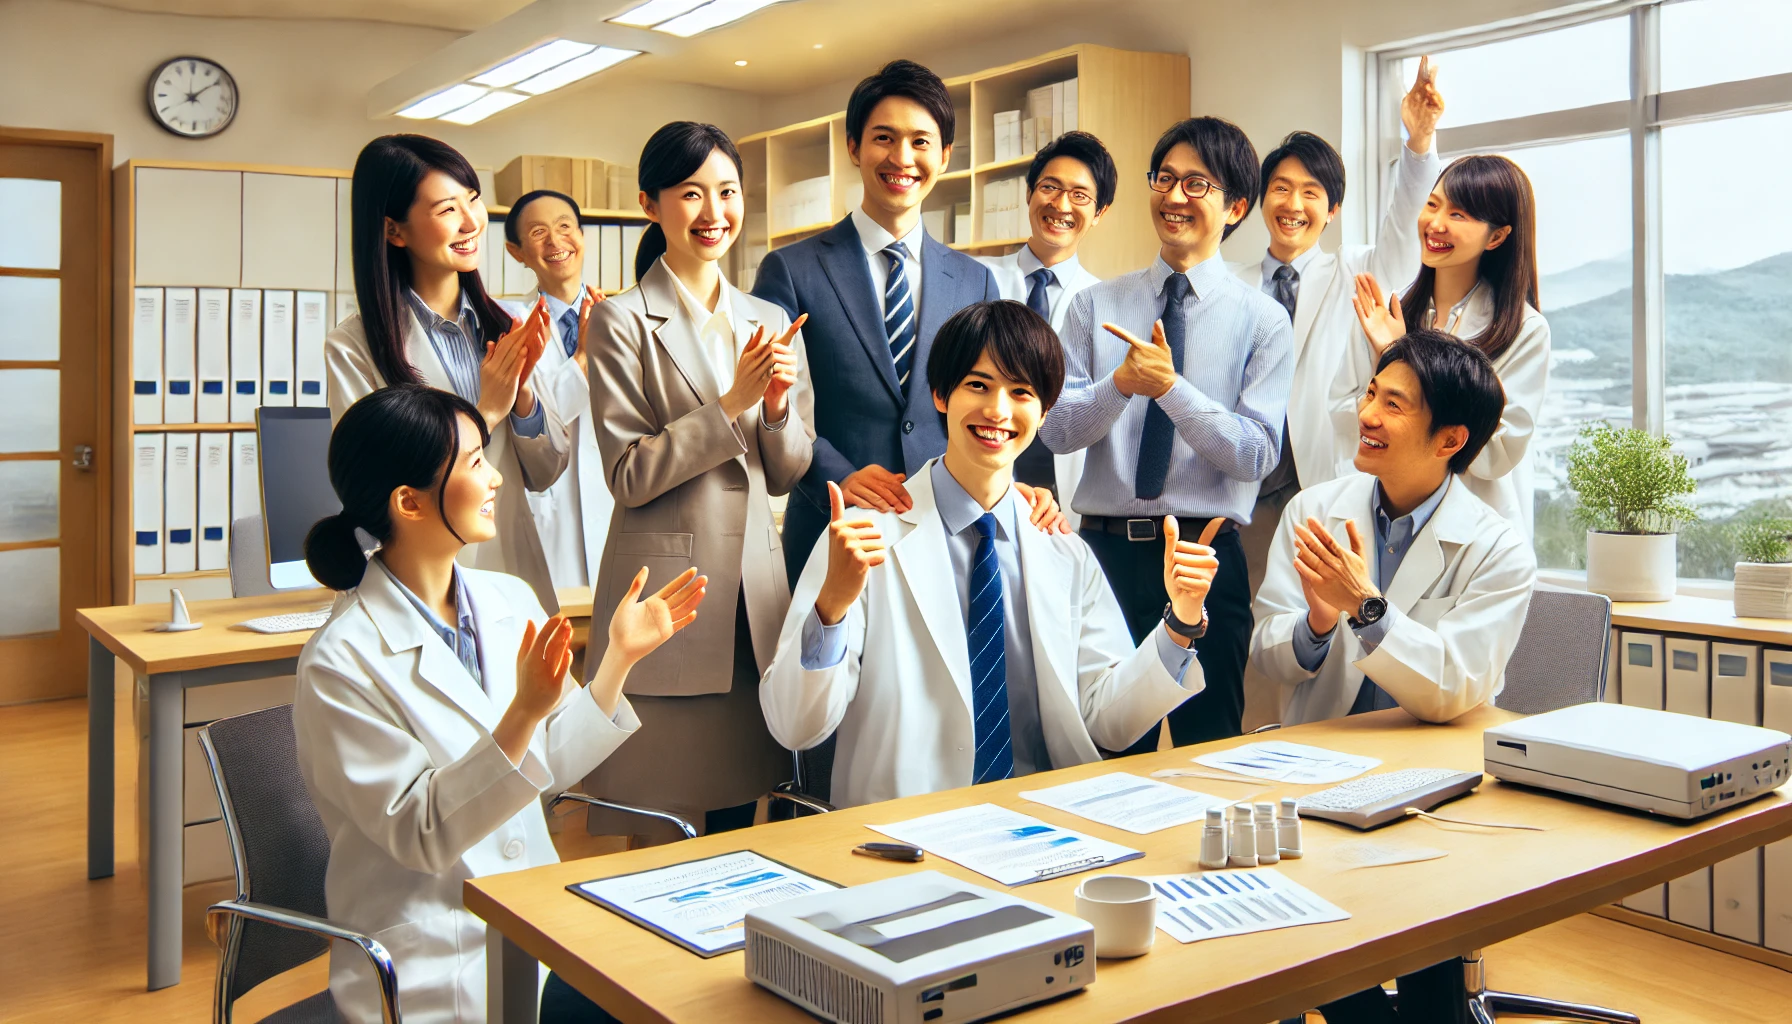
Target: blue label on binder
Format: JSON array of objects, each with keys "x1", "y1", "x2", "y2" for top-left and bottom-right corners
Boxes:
[
  {"x1": 135, "y1": 531, "x2": 158, "y2": 546},
  {"x1": 268, "y1": 381, "x2": 289, "y2": 395},
  {"x1": 301, "y1": 381, "x2": 322, "y2": 395},
  {"x1": 202, "y1": 381, "x2": 224, "y2": 394},
  {"x1": 134, "y1": 380, "x2": 158, "y2": 395},
  {"x1": 203, "y1": 527, "x2": 224, "y2": 541},
  {"x1": 170, "y1": 529, "x2": 193, "y2": 544},
  {"x1": 236, "y1": 381, "x2": 256, "y2": 394},
  {"x1": 168, "y1": 380, "x2": 192, "y2": 395}
]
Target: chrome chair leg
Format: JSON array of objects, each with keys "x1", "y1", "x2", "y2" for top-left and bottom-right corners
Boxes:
[{"x1": 1463, "y1": 948, "x2": 1639, "y2": 1023}]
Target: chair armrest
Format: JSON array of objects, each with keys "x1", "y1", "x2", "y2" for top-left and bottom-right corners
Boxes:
[
  {"x1": 207, "y1": 900, "x2": 400, "y2": 1024},
  {"x1": 550, "y1": 792, "x2": 698, "y2": 840},
  {"x1": 768, "y1": 783, "x2": 836, "y2": 816}
]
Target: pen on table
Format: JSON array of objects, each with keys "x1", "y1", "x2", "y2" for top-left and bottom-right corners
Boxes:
[{"x1": 854, "y1": 842, "x2": 924, "y2": 862}]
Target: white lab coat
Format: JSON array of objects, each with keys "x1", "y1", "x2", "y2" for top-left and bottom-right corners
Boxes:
[
  {"x1": 1249, "y1": 473, "x2": 1536, "y2": 726},
  {"x1": 978, "y1": 248, "x2": 1096, "y2": 527},
  {"x1": 1326, "y1": 286, "x2": 1551, "y2": 539},
  {"x1": 760, "y1": 460, "x2": 1203, "y2": 808},
  {"x1": 506, "y1": 290, "x2": 614, "y2": 589},
  {"x1": 293, "y1": 559, "x2": 639, "y2": 1024},
  {"x1": 1232, "y1": 145, "x2": 1440, "y2": 487},
  {"x1": 325, "y1": 309, "x2": 571, "y2": 610}
]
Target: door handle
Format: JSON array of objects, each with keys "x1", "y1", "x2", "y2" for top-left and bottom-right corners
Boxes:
[{"x1": 72, "y1": 444, "x2": 94, "y2": 470}]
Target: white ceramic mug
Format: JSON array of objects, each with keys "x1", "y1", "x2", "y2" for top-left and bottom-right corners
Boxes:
[{"x1": 1074, "y1": 874, "x2": 1157, "y2": 958}]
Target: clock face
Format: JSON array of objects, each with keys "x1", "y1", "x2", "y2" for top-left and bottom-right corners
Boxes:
[{"x1": 147, "y1": 57, "x2": 238, "y2": 138}]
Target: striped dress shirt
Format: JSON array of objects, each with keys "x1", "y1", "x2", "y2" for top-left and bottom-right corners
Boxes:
[{"x1": 404, "y1": 289, "x2": 545, "y2": 438}]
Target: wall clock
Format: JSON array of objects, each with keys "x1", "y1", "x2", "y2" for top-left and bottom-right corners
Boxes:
[{"x1": 147, "y1": 56, "x2": 238, "y2": 139}]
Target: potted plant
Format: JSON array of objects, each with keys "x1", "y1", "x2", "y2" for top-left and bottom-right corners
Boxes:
[
  {"x1": 1567, "y1": 422, "x2": 1699, "y2": 601},
  {"x1": 1732, "y1": 512, "x2": 1792, "y2": 619}
]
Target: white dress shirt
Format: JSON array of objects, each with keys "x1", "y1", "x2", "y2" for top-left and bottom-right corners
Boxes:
[
  {"x1": 851, "y1": 207, "x2": 926, "y2": 315},
  {"x1": 671, "y1": 269, "x2": 740, "y2": 392}
]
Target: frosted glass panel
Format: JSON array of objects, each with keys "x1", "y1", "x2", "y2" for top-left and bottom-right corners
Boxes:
[
  {"x1": 0, "y1": 461, "x2": 57, "y2": 543},
  {"x1": 0, "y1": 276, "x2": 60, "y2": 359},
  {"x1": 0, "y1": 547, "x2": 58, "y2": 637},
  {"x1": 0, "y1": 179, "x2": 61, "y2": 270},
  {"x1": 0, "y1": 369, "x2": 58, "y2": 453}
]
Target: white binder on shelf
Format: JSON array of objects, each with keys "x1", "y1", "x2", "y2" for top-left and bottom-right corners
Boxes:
[
  {"x1": 582, "y1": 224, "x2": 603, "y2": 293},
  {"x1": 262, "y1": 290, "x2": 295, "y2": 408},
  {"x1": 621, "y1": 224, "x2": 645, "y2": 289},
  {"x1": 1664, "y1": 638, "x2": 1712, "y2": 931},
  {"x1": 198, "y1": 432, "x2": 230, "y2": 571},
  {"x1": 231, "y1": 431, "x2": 261, "y2": 525},
  {"x1": 1062, "y1": 77, "x2": 1078, "y2": 133},
  {"x1": 164, "y1": 432, "x2": 198, "y2": 574},
  {"x1": 1764, "y1": 649, "x2": 1792, "y2": 953},
  {"x1": 163, "y1": 289, "x2": 196, "y2": 424},
  {"x1": 1712, "y1": 641, "x2": 1764, "y2": 944},
  {"x1": 132, "y1": 288, "x2": 164, "y2": 425},
  {"x1": 133, "y1": 434, "x2": 165, "y2": 576},
  {"x1": 502, "y1": 248, "x2": 536, "y2": 298},
  {"x1": 1618, "y1": 631, "x2": 1666, "y2": 917},
  {"x1": 197, "y1": 288, "x2": 230, "y2": 423},
  {"x1": 295, "y1": 291, "x2": 328, "y2": 407},
  {"x1": 600, "y1": 225, "x2": 623, "y2": 292},
  {"x1": 229, "y1": 289, "x2": 262, "y2": 422}
]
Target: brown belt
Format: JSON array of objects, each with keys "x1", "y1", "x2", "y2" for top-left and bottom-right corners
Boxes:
[{"x1": 1080, "y1": 514, "x2": 1236, "y2": 542}]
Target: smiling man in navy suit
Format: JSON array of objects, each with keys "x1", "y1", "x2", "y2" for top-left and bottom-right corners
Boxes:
[{"x1": 754, "y1": 59, "x2": 1009, "y2": 583}]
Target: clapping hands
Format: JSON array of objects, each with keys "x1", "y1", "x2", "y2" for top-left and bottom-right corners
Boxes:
[{"x1": 479, "y1": 297, "x2": 550, "y2": 430}]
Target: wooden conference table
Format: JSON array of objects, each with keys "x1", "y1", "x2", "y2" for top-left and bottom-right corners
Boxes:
[
  {"x1": 467, "y1": 706, "x2": 1792, "y2": 1024},
  {"x1": 77, "y1": 586, "x2": 596, "y2": 990}
]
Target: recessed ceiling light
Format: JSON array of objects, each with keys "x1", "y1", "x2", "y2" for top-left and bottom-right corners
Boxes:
[
  {"x1": 471, "y1": 40, "x2": 596, "y2": 88},
  {"x1": 813, "y1": 43, "x2": 823, "y2": 48},
  {"x1": 734, "y1": 60, "x2": 748, "y2": 66},
  {"x1": 437, "y1": 90, "x2": 528, "y2": 125},
  {"x1": 397, "y1": 83, "x2": 487, "y2": 119},
  {"x1": 513, "y1": 46, "x2": 642, "y2": 95},
  {"x1": 654, "y1": 0, "x2": 789, "y2": 38},
  {"x1": 608, "y1": 0, "x2": 710, "y2": 27}
]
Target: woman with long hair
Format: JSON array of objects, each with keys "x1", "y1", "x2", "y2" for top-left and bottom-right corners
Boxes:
[
  {"x1": 325, "y1": 133, "x2": 570, "y2": 608},
  {"x1": 1336, "y1": 153, "x2": 1551, "y2": 538},
  {"x1": 580, "y1": 121, "x2": 815, "y2": 842},
  {"x1": 293, "y1": 384, "x2": 705, "y2": 1023}
]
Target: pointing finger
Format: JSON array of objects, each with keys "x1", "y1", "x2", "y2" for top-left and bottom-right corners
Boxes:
[
  {"x1": 1197, "y1": 517, "x2": 1226, "y2": 546},
  {"x1": 1102, "y1": 322, "x2": 1150, "y2": 350}
]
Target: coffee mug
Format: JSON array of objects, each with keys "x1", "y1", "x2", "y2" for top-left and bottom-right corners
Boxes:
[{"x1": 1074, "y1": 874, "x2": 1157, "y2": 958}]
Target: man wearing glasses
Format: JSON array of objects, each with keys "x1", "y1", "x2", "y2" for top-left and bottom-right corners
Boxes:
[
  {"x1": 978, "y1": 130, "x2": 1118, "y2": 523},
  {"x1": 1042, "y1": 116, "x2": 1293, "y2": 751}
]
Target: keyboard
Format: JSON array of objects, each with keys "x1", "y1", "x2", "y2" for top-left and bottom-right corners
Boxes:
[
  {"x1": 236, "y1": 609, "x2": 331, "y2": 634},
  {"x1": 1295, "y1": 767, "x2": 1485, "y2": 829}
]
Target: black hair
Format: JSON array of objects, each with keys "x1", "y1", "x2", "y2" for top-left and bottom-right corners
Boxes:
[
  {"x1": 349, "y1": 135, "x2": 514, "y2": 388},
  {"x1": 634, "y1": 121, "x2": 744, "y2": 283},
  {"x1": 1025, "y1": 130, "x2": 1118, "y2": 212},
  {"x1": 1400, "y1": 154, "x2": 1539, "y2": 362},
  {"x1": 845, "y1": 59, "x2": 956, "y2": 148},
  {"x1": 926, "y1": 301, "x2": 1066, "y2": 425},
  {"x1": 1259, "y1": 130, "x2": 1345, "y2": 210},
  {"x1": 1375, "y1": 328, "x2": 1505, "y2": 475},
  {"x1": 303, "y1": 385, "x2": 490, "y2": 591},
  {"x1": 502, "y1": 189, "x2": 580, "y2": 246},
  {"x1": 1148, "y1": 116, "x2": 1260, "y2": 240}
]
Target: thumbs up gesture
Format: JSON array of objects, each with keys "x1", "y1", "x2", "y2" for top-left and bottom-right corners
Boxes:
[
  {"x1": 1163, "y1": 516, "x2": 1224, "y2": 636},
  {"x1": 814, "y1": 481, "x2": 887, "y2": 626}
]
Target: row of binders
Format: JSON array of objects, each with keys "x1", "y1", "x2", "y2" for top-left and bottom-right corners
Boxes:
[
  {"x1": 1612, "y1": 633, "x2": 1792, "y2": 950},
  {"x1": 132, "y1": 432, "x2": 258, "y2": 576},
  {"x1": 132, "y1": 288, "x2": 341, "y2": 425}
]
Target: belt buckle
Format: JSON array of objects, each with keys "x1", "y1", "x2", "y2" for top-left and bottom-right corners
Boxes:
[{"x1": 1124, "y1": 518, "x2": 1156, "y2": 542}]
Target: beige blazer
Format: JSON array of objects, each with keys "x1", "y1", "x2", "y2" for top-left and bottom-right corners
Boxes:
[
  {"x1": 587, "y1": 259, "x2": 814, "y2": 696},
  {"x1": 324, "y1": 307, "x2": 571, "y2": 612}
]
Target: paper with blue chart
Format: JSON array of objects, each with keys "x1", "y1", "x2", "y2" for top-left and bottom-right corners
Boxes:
[
  {"x1": 1145, "y1": 869, "x2": 1350, "y2": 943},
  {"x1": 1019, "y1": 772, "x2": 1230, "y2": 833},
  {"x1": 868, "y1": 803, "x2": 1144, "y2": 886},
  {"x1": 568, "y1": 850, "x2": 837, "y2": 956},
  {"x1": 1193, "y1": 740, "x2": 1380, "y2": 784}
]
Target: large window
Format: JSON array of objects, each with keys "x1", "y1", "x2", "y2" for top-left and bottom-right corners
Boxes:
[{"x1": 1376, "y1": 0, "x2": 1792, "y2": 581}]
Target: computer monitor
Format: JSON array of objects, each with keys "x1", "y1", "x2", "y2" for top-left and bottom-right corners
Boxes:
[{"x1": 256, "y1": 406, "x2": 339, "y2": 590}]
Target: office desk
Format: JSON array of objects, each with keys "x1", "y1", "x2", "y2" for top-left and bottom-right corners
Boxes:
[
  {"x1": 466, "y1": 707, "x2": 1792, "y2": 1024},
  {"x1": 78, "y1": 584, "x2": 594, "y2": 990}
]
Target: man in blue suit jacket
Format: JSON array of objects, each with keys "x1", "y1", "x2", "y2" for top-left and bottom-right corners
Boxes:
[{"x1": 755, "y1": 59, "x2": 1003, "y2": 582}]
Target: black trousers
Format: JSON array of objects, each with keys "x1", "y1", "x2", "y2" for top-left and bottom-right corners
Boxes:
[
  {"x1": 541, "y1": 971, "x2": 621, "y2": 1023},
  {"x1": 1303, "y1": 958, "x2": 1471, "y2": 1024},
  {"x1": 1080, "y1": 526, "x2": 1251, "y2": 752},
  {"x1": 781, "y1": 496, "x2": 828, "y2": 585}
]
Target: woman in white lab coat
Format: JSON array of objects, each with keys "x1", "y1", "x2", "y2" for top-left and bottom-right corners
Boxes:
[
  {"x1": 326, "y1": 133, "x2": 570, "y2": 610},
  {"x1": 293, "y1": 384, "x2": 707, "y2": 1023},
  {"x1": 1337, "y1": 154, "x2": 1551, "y2": 540}
]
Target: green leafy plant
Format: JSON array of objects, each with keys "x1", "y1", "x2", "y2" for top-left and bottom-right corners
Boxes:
[
  {"x1": 1566, "y1": 422, "x2": 1699, "y2": 534},
  {"x1": 1735, "y1": 514, "x2": 1792, "y2": 564}
]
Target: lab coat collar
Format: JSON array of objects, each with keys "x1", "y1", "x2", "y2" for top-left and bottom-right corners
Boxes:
[
  {"x1": 1326, "y1": 472, "x2": 1478, "y2": 610},
  {"x1": 357, "y1": 558, "x2": 510, "y2": 732},
  {"x1": 892, "y1": 462, "x2": 974, "y2": 714}
]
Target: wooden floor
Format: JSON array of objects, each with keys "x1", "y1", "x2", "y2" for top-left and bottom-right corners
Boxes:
[{"x1": 2, "y1": 690, "x2": 1789, "y2": 1023}]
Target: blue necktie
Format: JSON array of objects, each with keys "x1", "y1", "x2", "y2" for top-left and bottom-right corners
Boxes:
[
  {"x1": 1024, "y1": 267, "x2": 1055, "y2": 321},
  {"x1": 968, "y1": 513, "x2": 1012, "y2": 784},
  {"x1": 882, "y1": 242, "x2": 917, "y2": 387},
  {"x1": 558, "y1": 307, "x2": 580, "y2": 359},
  {"x1": 1135, "y1": 272, "x2": 1191, "y2": 499}
]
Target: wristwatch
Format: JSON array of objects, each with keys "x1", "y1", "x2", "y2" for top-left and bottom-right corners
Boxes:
[
  {"x1": 1348, "y1": 595, "x2": 1388, "y2": 630},
  {"x1": 1162, "y1": 602, "x2": 1208, "y2": 641}
]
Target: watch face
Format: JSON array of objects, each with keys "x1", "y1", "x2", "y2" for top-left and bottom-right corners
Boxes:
[{"x1": 148, "y1": 57, "x2": 238, "y2": 138}]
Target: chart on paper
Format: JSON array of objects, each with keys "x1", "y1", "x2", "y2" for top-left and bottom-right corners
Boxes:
[
  {"x1": 1019, "y1": 771, "x2": 1229, "y2": 834},
  {"x1": 1192, "y1": 740, "x2": 1380, "y2": 784},
  {"x1": 1144, "y1": 869, "x2": 1349, "y2": 943}
]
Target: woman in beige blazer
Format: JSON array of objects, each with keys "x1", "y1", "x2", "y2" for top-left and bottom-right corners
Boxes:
[{"x1": 582, "y1": 122, "x2": 814, "y2": 840}]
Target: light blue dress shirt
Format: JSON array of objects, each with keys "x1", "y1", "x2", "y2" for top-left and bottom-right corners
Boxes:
[
  {"x1": 541, "y1": 290, "x2": 580, "y2": 359},
  {"x1": 800, "y1": 461, "x2": 1195, "y2": 775},
  {"x1": 1259, "y1": 242, "x2": 1323, "y2": 305},
  {"x1": 404, "y1": 289, "x2": 546, "y2": 439},
  {"x1": 383, "y1": 558, "x2": 484, "y2": 691},
  {"x1": 1041, "y1": 253, "x2": 1294, "y2": 523}
]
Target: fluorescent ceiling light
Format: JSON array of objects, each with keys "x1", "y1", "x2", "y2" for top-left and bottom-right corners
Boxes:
[
  {"x1": 472, "y1": 39, "x2": 596, "y2": 88},
  {"x1": 397, "y1": 83, "x2": 487, "y2": 119},
  {"x1": 654, "y1": 0, "x2": 788, "y2": 38},
  {"x1": 437, "y1": 90, "x2": 528, "y2": 125},
  {"x1": 514, "y1": 46, "x2": 642, "y2": 94},
  {"x1": 608, "y1": 0, "x2": 709, "y2": 27}
]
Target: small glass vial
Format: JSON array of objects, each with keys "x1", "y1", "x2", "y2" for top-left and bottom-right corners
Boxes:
[
  {"x1": 1254, "y1": 802, "x2": 1280, "y2": 864},
  {"x1": 1227, "y1": 802, "x2": 1258, "y2": 867},
  {"x1": 1277, "y1": 797, "x2": 1304, "y2": 859},
  {"x1": 1198, "y1": 806, "x2": 1228, "y2": 869}
]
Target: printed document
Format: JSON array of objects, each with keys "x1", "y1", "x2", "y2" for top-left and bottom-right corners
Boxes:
[
  {"x1": 568, "y1": 850, "x2": 836, "y2": 956},
  {"x1": 868, "y1": 803, "x2": 1142, "y2": 886},
  {"x1": 1193, "y1": 740, "x2": 1380, "y2": 784},
  {"x1": 1145, "y1": 869, "x2": 1349, "y2": 943},
  {"x1": 1020, "y1": 772, "x2": 1229, "y2": 834}
]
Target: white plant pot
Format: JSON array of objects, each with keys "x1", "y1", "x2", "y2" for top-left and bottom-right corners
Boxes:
[{"x1": 1585, "y1": 530, "x2": 1677, "y2": 602}]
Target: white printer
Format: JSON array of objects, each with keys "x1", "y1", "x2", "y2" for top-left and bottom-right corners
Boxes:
[
  {"x1": 1484, "y1": 702, "x2": 1791, "y2": 818},
  {"x1": 744, "y1": 871, "x2": 1094, "y2": 1024}
]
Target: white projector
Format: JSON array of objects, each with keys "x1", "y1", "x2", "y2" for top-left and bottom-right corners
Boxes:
[
  {"x1": 1484, "y1": 702, "x2": 1792, "y2": 818},
  {"x1": 744, "y1": 870, "x2": 1094, "y2": 1024}
]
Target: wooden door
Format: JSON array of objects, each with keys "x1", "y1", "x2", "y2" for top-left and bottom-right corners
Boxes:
[{"x1": 0, "y1": 129, "x2": 111, "y2": 703}]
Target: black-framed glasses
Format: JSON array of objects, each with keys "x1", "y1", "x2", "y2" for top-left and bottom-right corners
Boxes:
[
  {"x1": 1034, "y1": 181, "x2": 1096, "y2": 207},
  {"x1": 1146, "y1": 171, "x2": 1227, "y2": 199}
]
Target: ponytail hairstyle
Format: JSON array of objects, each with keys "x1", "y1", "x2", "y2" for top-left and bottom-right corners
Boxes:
[
  {"x1": 1399, "y1": 154, "x2": 1539, "y2": 362},
  {"x1": 350, "y1": 135, "x2": 514, "y2": 388},
  {"x1": 633, "y1": 121, "x2": 745, "y2": 283},
  {"x1": 303, "y1": 385, "x2": 490, "y2": 591}
]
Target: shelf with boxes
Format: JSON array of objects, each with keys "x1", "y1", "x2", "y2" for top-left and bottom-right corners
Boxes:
[{"x1": 489, "y1": 154, "x2": 651, "y2": 298}]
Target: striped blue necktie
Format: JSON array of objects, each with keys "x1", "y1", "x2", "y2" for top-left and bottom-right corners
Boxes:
[
  {"x1": 968, "y1": 513, "x2": 1013, "y2": 784},
  {"x1": 882, "y1": 242, "x2": 917, "y2": 386}
]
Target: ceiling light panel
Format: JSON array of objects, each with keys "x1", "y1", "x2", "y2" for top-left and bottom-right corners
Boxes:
[
  {"x1": 608, "y1": 0, "x2": 710, "y2": 27},
  {"x1": 513, "y1": 46, "x2": 642, "y2": 95},
  {"x1": 437, "y1": 90, "x2": 529, "y2": 125},
  {"x1": 397, "y1": 83, "x2": 488, "y2": 119},
  {"x1": 654, "y1": 0, "x2": 788, "y2": 37},
  {"x1": 472, "y1": 39, "x2": 596, "y2": 87}
]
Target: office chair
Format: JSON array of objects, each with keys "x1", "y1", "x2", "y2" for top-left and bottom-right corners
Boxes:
[{"x1": 769, "y1": 741, "x2": 839, "y2": 818}]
